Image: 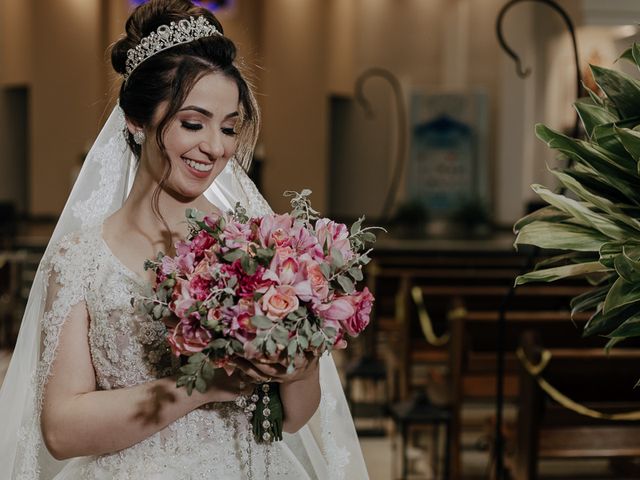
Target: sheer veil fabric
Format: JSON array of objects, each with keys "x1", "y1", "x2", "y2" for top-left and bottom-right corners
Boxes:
[{"x1": 0, "y1": 105, "x2": 369, "y2": 479}]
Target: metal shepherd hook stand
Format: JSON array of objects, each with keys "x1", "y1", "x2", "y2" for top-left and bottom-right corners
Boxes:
[{"x1": 495, "y1": 1, "x2": 582, "y2": 478}]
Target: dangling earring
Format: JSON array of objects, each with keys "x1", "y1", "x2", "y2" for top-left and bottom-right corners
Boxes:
[{"x1": 133, "y1": 130, "x2": 146, "y2": 145}]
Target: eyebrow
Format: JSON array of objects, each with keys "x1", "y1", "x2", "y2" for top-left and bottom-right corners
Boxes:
[{"x1": 179, "y1": 105, "x2": 239, "y2": 120}]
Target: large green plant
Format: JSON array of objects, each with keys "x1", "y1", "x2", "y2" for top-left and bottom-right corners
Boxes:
[{"x1": 514, "y1": 44, "x2": 640, "y2": 349}]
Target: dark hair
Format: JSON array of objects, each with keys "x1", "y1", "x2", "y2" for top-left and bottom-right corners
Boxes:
[{"x1": 110, "y1": 0, "x2": 259, "y2": 224}]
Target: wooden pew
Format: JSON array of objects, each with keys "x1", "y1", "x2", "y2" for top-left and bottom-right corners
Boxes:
[{"x1": 515, "y1": 331, "x2": 640, "y2": 480}]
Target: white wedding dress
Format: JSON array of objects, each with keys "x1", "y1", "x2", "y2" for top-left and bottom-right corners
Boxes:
[
  {"x1": 0, "y1": 106, "x2": 369, "y2": 479},
  {"x1": 42, "y1": 223, "x2": 311, "y2": 479}
]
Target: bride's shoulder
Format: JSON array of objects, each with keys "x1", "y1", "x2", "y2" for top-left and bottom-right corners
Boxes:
[{"x1": 45, "y1": 224, "x2": 103, "y2": 272}]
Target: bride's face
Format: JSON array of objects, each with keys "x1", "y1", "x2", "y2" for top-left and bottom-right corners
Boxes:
[{"x1": 142, "y1": 71, "x2": 240, "y2": 199}]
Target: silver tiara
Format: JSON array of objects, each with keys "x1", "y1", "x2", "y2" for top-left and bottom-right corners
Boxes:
[{"x1": 124, "y1": 16, "x2": 220, "y2": 81}]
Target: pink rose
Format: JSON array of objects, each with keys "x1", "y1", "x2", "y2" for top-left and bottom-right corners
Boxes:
[
  {"x1": 260, "y1": 285, "x2": 299, "y2": 320},
  {"x1": 168, "y1": 319, "x2": 212, "y2": 356},
  {"x1": 343, "y1": 288, "x2": 374, "y2": 336},
  {"x1": 306, "y1": 261, "x2": 329, "y2": 301}
]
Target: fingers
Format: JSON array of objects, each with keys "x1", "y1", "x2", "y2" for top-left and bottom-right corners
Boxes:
[{"x1": 233, "y1": 358, "x2": 276, "y2": 383}]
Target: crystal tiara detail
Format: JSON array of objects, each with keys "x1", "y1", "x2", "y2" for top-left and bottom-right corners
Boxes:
[{"x1": 124, "y1": 16, "x2": 221, "y2": 81}]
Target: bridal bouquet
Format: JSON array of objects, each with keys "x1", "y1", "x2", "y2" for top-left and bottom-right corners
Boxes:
[{"x1": 143, "y1": 190, "x2": 378, "y2": 442}]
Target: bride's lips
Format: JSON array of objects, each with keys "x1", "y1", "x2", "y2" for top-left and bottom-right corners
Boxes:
[{"x1": 181, "y1": 156, "x2": 214, "y2": 179}]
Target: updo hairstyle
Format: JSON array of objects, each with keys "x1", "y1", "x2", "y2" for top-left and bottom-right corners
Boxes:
[{"x1": 111, "y1": 0, "x2": 259, "y2": 171}]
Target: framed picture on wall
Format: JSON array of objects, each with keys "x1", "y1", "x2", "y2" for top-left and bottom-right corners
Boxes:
[{"x1": 407, "y1": 90, "x2": 489, "y2": 219}]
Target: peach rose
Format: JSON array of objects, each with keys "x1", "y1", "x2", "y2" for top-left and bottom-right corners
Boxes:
[{"x1": 260, "y1": 285, "x2": 299, "y2": 320}]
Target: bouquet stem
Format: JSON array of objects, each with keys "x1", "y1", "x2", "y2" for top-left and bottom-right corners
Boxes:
[{"x1": 251, "y1": 383, "x2": 283, "y2": 443}]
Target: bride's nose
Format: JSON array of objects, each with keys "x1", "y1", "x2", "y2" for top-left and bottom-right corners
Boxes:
[{"x1": 201, "y1": 130, "x2": 225, "y2": 159}]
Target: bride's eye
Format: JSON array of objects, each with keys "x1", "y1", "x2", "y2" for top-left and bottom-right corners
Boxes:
[
  {"x1": 181, "y1": 121, "x2": 202, "y2": 131},
  {"x1": 222, "y1": 127, "x2": 237, "y2": 136}
]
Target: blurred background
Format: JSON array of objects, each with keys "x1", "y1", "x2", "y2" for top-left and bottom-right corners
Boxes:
[{"x1": 2, "y1": 0, "x2": 640, "y2": 479}]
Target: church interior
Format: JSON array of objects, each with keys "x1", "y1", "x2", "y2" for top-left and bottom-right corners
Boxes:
[{"x1": 2, "y1": 0, "x2": 640, "y2": 478}]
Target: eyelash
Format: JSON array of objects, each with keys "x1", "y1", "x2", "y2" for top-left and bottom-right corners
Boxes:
[{"x1": 181, "y1": 122, "x2": 237, "y2": 136}]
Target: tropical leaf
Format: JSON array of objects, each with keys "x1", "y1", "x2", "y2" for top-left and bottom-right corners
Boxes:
[
  {"x1": 607, "y1": 315, "x2": 640, "y2": 339},
  {"x1": 570, "y1": 285, "x2": 608, "y2": 316},
  {"x1": 603, "y1": 276, "x2": 640, "y2": 314},
  {"x1": 513, "y1": 205, "x2": 570, "y2": 233},
  {"x1": 616, "y1": 126, "x2": 640, "y2": 163},
  {"x1": 583, "y1": 304, "x2": 639, "y2": 337},
  {"x1": 590, "y1": 64, "x2": 640, "y2": 118},
  {"x1": 514, "y1": 222, "x2": 608, "y2": 252},
  {"x1": 574, "y1": 101, "x2": 618, "y2": 137},
  {"x1": 515, "y1": 261, "x2": 611, "y2": 286},
  {"x1": 531, "y1": 184, "x2": 627, "y2": 239}
]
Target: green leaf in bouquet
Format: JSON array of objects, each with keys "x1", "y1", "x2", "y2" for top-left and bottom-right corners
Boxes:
[
  {"x1": 310, "y1": 330, "x2": 324, "y2": 348},
  {"x1": 188, "y1": 352, "x2": 206, "y2": 364},
  {"x1": 591, "y1": 122, "x2": 639, "y2": 160},
  {"x1": 350, "y1": 217, "x2": 364, "y2": 236},
  {"x1": 180, "y1": 363, "x2": 200, "y2": 375},
  {"x1": 252, "y1": 315, "x2": 273, "y2": 329},
  {"x1": 209, "y1": 338, "x2": 228, "y2": 349},
  {"x1": 515, "y1": 261, "x2": 611, "y2": 286},
  {"x1": 201, "y1": 360, "x2": 215, "y2": 382},
  {"x1": 348, "y1": 267, "x2": 364, "y2": 281},
  {"x1": 287, "y1": 339, "x2": 298, "y2": 357},
  {"x1": 574, "y1": 101, "x2": 618, "y2": 138},
  {"x1": 230, "y1": 339, "x2": 244, "y2": 354},
  {"x1": 319, "y1": 262, "x2": 331, "y2": 280},
  {"x1": 223, "y1": 249, "x2": 245, "y2": 262},
  {"x1": 570, "y1": 285, "x2": 609, "y2": 316},
  {"x1": 591, "y1": 64, "x2": 640, "y2": 118},
  {"x1": 360, "y1": 231, "x2": 377, "y2": 244},
  {"x1": 603, "y1": 276, "x2": 640, "y2": 314},
  {"x1": 337, "y1": 275, "x2": 355, "y2": 294},
  {"x1": 298, "y1": 333, "x2": 309, "y2": 349},
  {"x1": 360, "y1": 254, "x2": 372, "y2": 265},
  {"x1": 265, "y1": 337, "x2": 277, "y2": 355},
  {"x1": 324, "y1": 326, "x2": 337, "y2": 338},
  {"x1": 582, "y1": 82, "x2": 606, "y2": 108},
  {"x1": 240, "y1": 255, "x2": 258, "y2": 275},
  {"x1": 255, "y1": 247, "x2": 275, "y2": 263},
  {"x1": 514, "y1": 221, "x2": 608, "y2": 252},
  {"x1": 194, "y1": 376, "x2": 207, "y2": 394},
  {"x1": 330, "y1": 247, "x2": 345, "y2": 269},
  {"x1": 272, "y1": 325, "x2": 290, "y2": 345},
  {"x1": 152, "y1": 304, "x2": 164, "y2": 319}
]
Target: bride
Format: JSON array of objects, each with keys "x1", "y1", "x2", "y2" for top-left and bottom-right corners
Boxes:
[{"x1": 0, "y1": 0, "x2": 369, "y2": 478}]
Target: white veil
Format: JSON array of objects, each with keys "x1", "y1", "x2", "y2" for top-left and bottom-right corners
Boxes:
[{"x1": 0, "y1": 105, "x2": 369, "y2": 479}]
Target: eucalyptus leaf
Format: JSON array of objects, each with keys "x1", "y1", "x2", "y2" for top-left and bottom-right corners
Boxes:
[
  {"x1": 223, "y1": 249, "x2": 245, "y2": 262},
  {"x1": 194, "y1": 376, "x2": 207, "y2": 394},
  {"x1": 330, "y1": 247, "x2": 345, "y2": 269},
  {"x1": 336, "y1": 275, "x2": 355, "y2": 294},
  {"x1": 252, "y1": 315, "x2": 273, "y2": 329},
  {"x1": 319, "y1": 262, "x2": 331, "y2": 280},
  {"x1": 348, "y1": 267, "x2": 364, "y2": 281}
]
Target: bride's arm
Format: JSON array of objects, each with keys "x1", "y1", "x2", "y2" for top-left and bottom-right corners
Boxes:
[{"x1": 41, "y1": 300, "x2": 247, "y2": 461}]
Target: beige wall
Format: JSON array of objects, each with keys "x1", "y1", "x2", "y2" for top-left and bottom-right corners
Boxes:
[
  {"x1": 29, "y1": 0, "x2": 105, "y2": 216},
  {"x1": 0, "y1": 0, "x2": 32, "y2": 86}
]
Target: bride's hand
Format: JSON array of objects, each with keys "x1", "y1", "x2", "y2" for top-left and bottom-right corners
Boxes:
[
  {"x1": 232, "y1": 353, "x2": 320, "y2": 385},
  {"x1": 201, "y1": 370, "x2": 254, "y2": 405}
]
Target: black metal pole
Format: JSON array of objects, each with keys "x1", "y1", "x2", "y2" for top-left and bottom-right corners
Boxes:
[{"x1": 495, "y1": 2, "x2": 581, "y2": 478}]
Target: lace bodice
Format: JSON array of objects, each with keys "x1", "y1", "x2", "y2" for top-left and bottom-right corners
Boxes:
[{"x1": 40, "y1": 225, "x2": 310, "y2": 479}]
